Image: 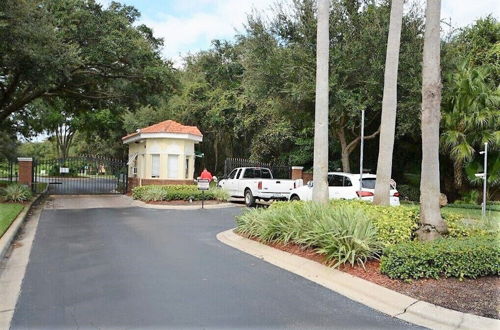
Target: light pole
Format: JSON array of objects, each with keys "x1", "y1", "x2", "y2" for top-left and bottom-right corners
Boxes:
[
  {"x1": 359, "y1": 109, "x2": 365, "y2": 190},
  {"x1": 479, "y1": 142, "x2": 488, "y2": 217}
]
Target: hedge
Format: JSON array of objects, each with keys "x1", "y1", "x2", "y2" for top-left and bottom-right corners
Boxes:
[
  {"x1": 380, "y1": 235, "x2": 500, "y2": 280},
  {"x1": 131, "y1": 184, "x2": 228, "y2": 202}
]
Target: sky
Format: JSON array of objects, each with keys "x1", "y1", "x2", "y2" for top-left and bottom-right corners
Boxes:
[{"x1": 98, "y1": 0, "x2": 500, "y2": 67}]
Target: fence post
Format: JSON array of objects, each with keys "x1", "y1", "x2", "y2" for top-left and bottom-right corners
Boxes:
[{"x1": 18, "y1": 157, "x2": 33, "y2": 187}]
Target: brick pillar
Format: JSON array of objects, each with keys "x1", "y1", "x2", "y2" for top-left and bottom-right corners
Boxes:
[
  {"x1": 18, "y1": 157, "x2": 33, "y2": 187},
  {"x1": 291, "y1": 166, "x2": 304, "y2": 180}
]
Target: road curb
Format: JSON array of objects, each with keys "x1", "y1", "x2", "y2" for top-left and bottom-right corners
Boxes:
[
  {"x1": 0, "y1": 185, "x2": 47, "y2": 260},
  {"x1": 216, "y1": 229, "x2": 499, "y2": 330}
]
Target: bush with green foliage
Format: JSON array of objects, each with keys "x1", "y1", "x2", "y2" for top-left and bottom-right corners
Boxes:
[
  {"x1": 2, "y1": 184, "x2": 32, "y2": 202},
  {"x1": 380, "y1": 236, "x2": 500, "y2": 280},
  {"x1": 131, "y1": 185, "x2": 228, "y2": 202},
  {"x1": 326, "y1": 200, "x2": 419, "y2": 247},
  {"x1": 397, "y1": 184, "x2": 420, "y2": 202},
  {"x1": 237, "y1": 201, "x2": 382, "y2": 267}
]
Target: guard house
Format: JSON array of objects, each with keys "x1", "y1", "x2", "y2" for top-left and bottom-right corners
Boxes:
[{"x1": 123, "y1": 120, "x2": 203, "y2": 187}]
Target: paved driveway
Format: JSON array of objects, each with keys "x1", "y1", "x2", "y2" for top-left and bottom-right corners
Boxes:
[{"x1": 12, "y1": 196, "x2": 421, "y2": 329}]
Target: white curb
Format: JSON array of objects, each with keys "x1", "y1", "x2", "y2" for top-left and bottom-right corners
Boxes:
[{"x1": 216, "y1": 229, "x2": 499, "y2": 330}]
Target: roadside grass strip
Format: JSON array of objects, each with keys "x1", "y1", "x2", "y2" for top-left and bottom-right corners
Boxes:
[{"x1": 0, "y1": 203, "x2": 24, "y2": 237}]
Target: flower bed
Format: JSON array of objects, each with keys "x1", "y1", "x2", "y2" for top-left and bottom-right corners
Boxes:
[{"x1": 236, "y1": 200, "x2": 499, "y2": 274}]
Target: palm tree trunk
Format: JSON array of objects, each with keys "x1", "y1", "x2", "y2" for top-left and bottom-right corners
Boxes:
[
  {"x1": 373, "y1": 0, "x2": 404, "y2": 205},
  {"x1": 417, "y1": 0, "x2": 447, "y2": 241},
  {"x1": 312, "y1": 0, "x2": 330, "y2": 203},
  {"x1": 453, "y1": 158, "x2": 463, "y2": 189}
]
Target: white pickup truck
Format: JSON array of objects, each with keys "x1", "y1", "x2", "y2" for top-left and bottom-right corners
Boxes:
[{"x1": 218, "y1": 167, "x2": 303, "y2": 207}]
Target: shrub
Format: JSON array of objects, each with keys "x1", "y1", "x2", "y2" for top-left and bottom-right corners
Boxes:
[
  {"x1": 380, "y1": 236, "x2": 500, "y2": 280},
  {"x1": 397, "y1": 184, "x2": 420, "y2": 202},
  {"x1": 2, "y1": 184, "x2": 32, "y2": 202},
  {"x1": 236, "y1": 201, "x2": 382, "y2": 267},
  {"x1": 444, "y1": 213, "x2": 498, "y2": 238},
  {"x1": 131, "y1": 185, "x2": 228, "y2": 201},
  {"x1": 327, "y1": 200, "x2": 419, "y2": 247}
]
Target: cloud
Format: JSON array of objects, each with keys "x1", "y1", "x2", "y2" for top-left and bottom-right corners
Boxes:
[
  {"x1": 139, "y1": 0, "x2": 279, "y2": 67},
  {"x1": 442, "y1": 0, "x2": 499, "y2": 28},
  {"x1": 98, "y1": 0, "x2": 499, "y2": 67}
]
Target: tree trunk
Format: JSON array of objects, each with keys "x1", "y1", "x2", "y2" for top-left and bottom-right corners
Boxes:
[
  {"x1": 337, "y1": 128, "x2": 351, "y2": 172},
  {"x1": 373, "y1": 0, "x2": 404, "y2": 205},
  {"x1": 453, "y1": 158, "x2": 463, "y2": 189},
  {"x1": 312, "y1": 0, "x2": 330, "y2": 203},
  {"x1": 417, "y1": 0, "x2": 447, "y2": 241}
]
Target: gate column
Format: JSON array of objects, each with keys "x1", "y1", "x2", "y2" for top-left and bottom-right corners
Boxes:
[{"x1": 18, "y1": 157, "x2": 33, "y2": 187}]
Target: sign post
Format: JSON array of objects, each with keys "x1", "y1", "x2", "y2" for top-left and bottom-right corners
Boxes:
[{"x1": 197, "y1": 179, "x2": 210, "y2": 209}]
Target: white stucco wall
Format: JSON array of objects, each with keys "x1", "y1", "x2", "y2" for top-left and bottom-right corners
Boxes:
[{"x1": 127, "y1": 138, "x2": 197, "y2": 180}]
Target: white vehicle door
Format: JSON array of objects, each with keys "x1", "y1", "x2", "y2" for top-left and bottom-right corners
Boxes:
[
  {"x1": 238, "y1": 168, "x2": 255, "y2": 194},
  {"x1": 328, "y1": 174, "x2": 343, "y2": 199},
  {"x1": 341, "y1": 176, "x2": 358, "y2": 199},
  {"x1": 222, "y1": 169, "x2": 239, "y2": 196}
]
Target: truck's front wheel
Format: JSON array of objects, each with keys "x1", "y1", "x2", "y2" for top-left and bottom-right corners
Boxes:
[
  {"x1": 290, "y1": 194, "x2": 300, "y2": 202},
  {"x1": 244, "y1": 189, "x2": 256, "y2": 207}
]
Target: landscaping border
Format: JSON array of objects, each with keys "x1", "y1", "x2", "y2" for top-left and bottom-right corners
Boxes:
[
  {"x1": 217, "y1": 229, "x2": 500, "y2": 330},
  {"x1": 0, "y1": 185, "x2": 48, "y2": 260}
]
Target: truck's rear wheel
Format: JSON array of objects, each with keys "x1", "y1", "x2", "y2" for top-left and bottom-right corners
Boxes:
[
  {"x1": 244, "y1": 189, "x2": 256, "y2": 207},
  {"x1": 290, "y1": 194, "x2": 300, "y2": 202}
]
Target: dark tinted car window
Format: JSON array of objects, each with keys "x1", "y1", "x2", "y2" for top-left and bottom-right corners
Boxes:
[
  {"x1": 329, "y1": 175, "x2": 344, "y2": 187},
  {"x1": 228, "y1": 169, "x2": 237, "y2": 179},
  {"x1": 261, "y1": 169, "x2": 272, "y2": 179},
  {"x1": 243, "y1": 168, "x2": 255, "y2": 178},
  {"x1": 362, "y1": 178, "x2": 376, "y2": 189},
  {"x1": 344, "y1": 177, "x2": 352, "y2": 186}
]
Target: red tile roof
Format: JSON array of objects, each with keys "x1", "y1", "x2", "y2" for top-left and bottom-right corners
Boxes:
[{"x1": 122, "y1": 120, "x2": 202, "y2": 140}]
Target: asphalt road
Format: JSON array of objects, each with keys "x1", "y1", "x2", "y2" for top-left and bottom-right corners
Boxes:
[{"x1": 12, "y1": 200, "x2": 422, "y2": 329}]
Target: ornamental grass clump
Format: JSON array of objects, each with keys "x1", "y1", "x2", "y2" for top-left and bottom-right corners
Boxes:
[
  {"x1": 2, "y1": 184, "x2": 32, "y2": 202},
  {"x1": 236, "y1": 202, "x2": 382, "y2": 268}
]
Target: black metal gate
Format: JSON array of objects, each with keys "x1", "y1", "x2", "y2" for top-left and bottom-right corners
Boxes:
[
  {"x1": 224, "y1": 158, "x2": 291, "y2": 179},
  {"x1": 33, "y1": 156, "x2": 128, "y2": 195}
]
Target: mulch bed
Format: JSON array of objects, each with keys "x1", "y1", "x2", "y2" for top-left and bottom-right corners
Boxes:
[
  {"x1": 240, "y1": 233, "x2": 499, "y2": 319},
  {"x1": 146, "y1": 200, "x2": 224, "y2": 206}
]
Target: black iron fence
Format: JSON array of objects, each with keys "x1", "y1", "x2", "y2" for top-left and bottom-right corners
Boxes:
[
  {"x1": 0, "y1": 160, "x2": 18, "y2": 185},
  {"x1": 33, "y1": 156, "x2": 128, "y2": 195},
  {"x1": 224, "y1": 158, "x2": 291, "y2": 179}
]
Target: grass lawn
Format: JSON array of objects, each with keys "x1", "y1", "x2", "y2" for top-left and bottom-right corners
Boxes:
[
  {"x1": 0, "y1": 203, "x2": 24, "y2": 238},
  {"x1": 441, "y1": 206, "x2": 499, "y2": 220}
]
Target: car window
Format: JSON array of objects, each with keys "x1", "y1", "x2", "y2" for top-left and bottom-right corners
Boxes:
[
  {"x1": 343, "y1": 177, "x2": 352, "y2": 187},
  {"x1": 329, "y1": 175, "x2": 344, "y2": 187},
  {"x1": 261, "y1": 169, "x2": 272, "y2": 179},
  {"x1": 228, "y1": 169, "x2": 237, "y2": 179},
  {"x1": 361, "y1": 178, "x2": 376, "y2": 189},
  {"x1": 243, "y1": 168, "x2": 255, "y2": 178}
]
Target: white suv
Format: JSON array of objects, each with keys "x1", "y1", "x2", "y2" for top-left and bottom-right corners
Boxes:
[{"x1": 288, "y1": 172, "x2": 400, "y2": 206}]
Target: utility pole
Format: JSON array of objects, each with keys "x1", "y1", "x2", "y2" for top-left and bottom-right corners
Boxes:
[
  {"x1": 359, "y1": 109, "x2": 365, "y2": 190},
  {"x1": 480, "y1": 142, "x2": 488, "y2": 217}
]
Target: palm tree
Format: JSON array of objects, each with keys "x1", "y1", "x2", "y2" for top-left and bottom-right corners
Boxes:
[
  {"x1": 312, "y1": 0, "x2": 330, "y2": 203},
  {"x1": 441, "y1": 64, "x2": 499, "y2": 190},
  {"x1": 373, "y1": 0, "x2": 404, "y2": 205},
  {"x1": 417, "y1": 0, "x2": 447, "y2": 241}
]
